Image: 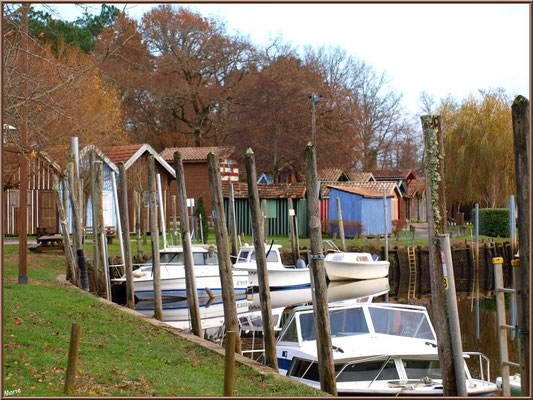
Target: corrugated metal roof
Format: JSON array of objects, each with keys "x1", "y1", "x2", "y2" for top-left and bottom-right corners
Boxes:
[
  {"x1": 222, "y1": 182, "x2": 306, "y2": 199},
  {"x1": 160, "y1": 146, "x2": 235, "y2": 162},
  {"x1": 321, "y1": 180, "x2": 401, "y2": 198},
  {"x1": 371, "y1": 169, "x2": 416, "y2": 180}
]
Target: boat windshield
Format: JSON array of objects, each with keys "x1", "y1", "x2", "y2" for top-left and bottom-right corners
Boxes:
[
  {"x1": 401, "y1": 359, "x2": 441, "y2": 380},
  {"x1": 156, "y1": 252, "x2": 218, "y2": 265},
  {"x1": 369, "y1": 307, "x2": 435, "y2": 340},
  {"x1": 297, "y1": 308, "x2": 369, "y2": 341},
  {"x1": 237, "y1": 251, "x2": 249, "y2": 263},
  {"x1": 250, "y1": 251, "x2": 279, "y2": 263}
]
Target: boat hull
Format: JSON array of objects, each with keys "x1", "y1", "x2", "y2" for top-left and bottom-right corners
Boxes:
[{"x1": 324, "y1": 253, "x2": 389, "y2": 280}]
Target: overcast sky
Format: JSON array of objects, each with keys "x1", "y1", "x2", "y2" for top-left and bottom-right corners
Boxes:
[{"x1": 38, "y1": 2, "x2": 530, "y2": 116}]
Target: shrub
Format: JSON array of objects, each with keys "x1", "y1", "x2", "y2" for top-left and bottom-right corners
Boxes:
[{"x1": 477, "y1": 208, "x2": 510, "y2": 237}]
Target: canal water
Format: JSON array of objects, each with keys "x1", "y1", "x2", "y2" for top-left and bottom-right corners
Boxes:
[{"x1": 136, "y1": 280, "x2": 518, "y2": 385}]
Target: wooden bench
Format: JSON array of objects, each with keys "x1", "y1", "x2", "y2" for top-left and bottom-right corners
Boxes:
[
  {"x1": 84, "y1": 226, "x2": 117, "y2": 244},
  {"x1": 30, "y1": 234, "x2": 64, "y2": 252}
]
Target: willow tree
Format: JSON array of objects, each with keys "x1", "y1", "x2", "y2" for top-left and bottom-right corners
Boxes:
[{"x1": 438, "y1": 89, "x2": 515, "y2": 211}]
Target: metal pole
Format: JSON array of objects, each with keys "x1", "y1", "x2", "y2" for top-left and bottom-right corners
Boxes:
[
  {"x1": 148, "y1": 156, "x2": 163, "y2": 321},
  {"x1": 118, "y1": 163, "x2": 135, "y2": 309},
  {"x1": 336, "y1": 197, "x2": 346, "y2": 252},
  {"x1": 383, "y1": 184, "x2": 389, "y2": 302},
  {"x1": 156, "y1": 174, "x2": 167, "y2": 249},
  {"x1": 111, "y1": 172, "x2": 125, "y2": 274},
  {"x1": 475, "y1": 203, "x2": 480, "y2": 339},
  {"x1": 199, "y1": 214, "x2": 204, "y2": 244},
  {"x1": 311, "y1": 96, "x2": 316, "y2": 147},
  {"x1": 439, "y1": 234, "x2": 467, "y2": 396}
]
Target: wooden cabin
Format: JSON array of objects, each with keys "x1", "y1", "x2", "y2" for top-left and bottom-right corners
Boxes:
[{"x1": 371, "y1": 169, "x2": 417, "y2": 224}]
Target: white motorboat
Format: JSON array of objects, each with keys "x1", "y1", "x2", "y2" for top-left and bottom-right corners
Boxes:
[
  {"x1": 496, "y1": 373, "x2": 522, "y2": 395},
  {"x1": 323, "y1": 241, "x2": 389, "y2": 281},
  {"x1": 276, "y1": 301, "x2": 498, "y2": 396},
  {"x1": 234, "y1": 244, "x2": 310, "y2": 290},
  {"x1": 112, "y1": 245, "x2": 249, "y2": 300}
]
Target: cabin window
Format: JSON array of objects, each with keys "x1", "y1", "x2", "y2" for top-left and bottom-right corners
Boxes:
[
  {"x1": 356, "y1": 255, "x2": 370, "y2": 262},
  {"x1": 330, "y1": 308, "x2": 369, "y2": 337},
  {"x1": 288, "y1": 358, "x2": 320, "y2": 382},
  {"x1": 159, "y1": 253, "x2": 184, "y2": 264},
  {"x1": 237, "y1": 251, "x2": 249, "y2": 263},
  {"x1": 369, "y1": 308, "x2": 435, "y2": 340},
  {"x1": 402, "y1": 359, "x2": 441, "y2": 380},
  {"x1": 279, "y1": 317, "x2": 299, "y2": 342},
  {"x1": 204, "y1": 252, "x2": 218, "y2": 265},
  {"x1": 250, "y1": 251, "x2": 279, "y2": 263},
  {"x1": 336, "y1": 359, "x2": 399, "y2": 382},
  {"x1": 193, "y1": 253, "x2": 205, "y2": 265}
]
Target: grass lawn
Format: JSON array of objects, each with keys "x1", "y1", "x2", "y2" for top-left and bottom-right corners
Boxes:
[{"x1": 2, "y1": 245, "x2": 323, "y2": 397}]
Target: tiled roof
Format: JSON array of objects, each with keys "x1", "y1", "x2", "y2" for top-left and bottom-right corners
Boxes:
[
  {"x1": 348, "y1": 171, "x2": 375, "y2": 182},
  {"x1": 321, "y1": 181, "x2": 401, "y2": 198},
  {"x1": 371, "y1": 169, "x2": 416, "y2": 180},
  {"x1": 160, "y1": 146, "x2": 235, "y2": 162},
  {"x1": 328, "y1": 185, "x2": 389, "y2": 199},
  {"x1": 317, "y1": 168, "x2": 347, "y2": 182},
  {"x1": 105, "y1": 144, "x2": 144, "y2": 165},
  {"x1": 222, "y1": 182, "x2": 307, "y2": 199}
]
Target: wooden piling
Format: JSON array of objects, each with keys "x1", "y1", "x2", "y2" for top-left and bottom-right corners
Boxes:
[
  {"x1": 304, "y1": 143, "x2": 337, "y2": 396},
  {"x1": 118, "y1": 163, "x2": 135, "y2": 309},
  {"x1": 53, "y1": 176, "x2": 76, "y2": 283},
  {"x1": 223, "y1": 331, "x2": 236, "y2": 396},
  {"x1": 288, "y1": 198, "x2": 299, "y2": 264},
  {"x1": 171, "y1": 195, "x2": 178, "y2": 246},
  {"x1": 336, "y1": 197, "x2": 346, "y2": 252},
  {"x1": 244, "y1": 148, "x2": 278, "y2": 370},
  {"x1": 64, "y1": 323, "x2": 81, "y2": 394},
  {"x1": 229, "y1": 183, "x2": 238, "y2": 263},
  {"x1": 89, "y1": 152, "x2": 101, "y2": 293},
  {"x1": 67, "y1": 159, "x2": 90, "y2": 291},
  {"x1": 494, "y1": 257, "x2": 511, "y2": 397},
  {"x1": 512, "y1": 95, "x2": 529, "y2": 396},
  {"x1": 421, "y1": 115, "x2": 457, "y2": 396},
  {"x1": 148, "y1": 155, "x2": 163, "y2": 321},
  {"x1": 134, "y1": 192, "x2": 143, "y2": 261},
  {"x1": 207, "y1": 152, "x2": 241, "y2": 353},
  {"x1": 173, "y1": 152, "x2": 202, "y2": 337},
  {"x1": 94, "y1": 161, "x2": 109, "y2": 299}
]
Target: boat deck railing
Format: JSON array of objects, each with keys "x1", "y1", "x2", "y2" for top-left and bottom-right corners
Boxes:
[
  {"x1": 464, "y1": 351, "x2": 491, "y2": 385},
  {"x1": 323, "y1": 239, "x2": 341, "y2": 253}
]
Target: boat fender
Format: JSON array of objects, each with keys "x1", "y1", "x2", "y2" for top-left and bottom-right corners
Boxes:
[{"x1": 295, "y1": 258, "x2": 307, "y2": 269}]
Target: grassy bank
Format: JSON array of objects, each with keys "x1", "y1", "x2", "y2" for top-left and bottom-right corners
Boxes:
[{"x1": 2, "y1": 245, "x2": 323, "y2": 397}]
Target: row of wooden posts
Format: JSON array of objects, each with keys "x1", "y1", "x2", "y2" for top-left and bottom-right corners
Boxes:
[{"x1": 57, "y1": 99, "x2": 529, "y2": 397}]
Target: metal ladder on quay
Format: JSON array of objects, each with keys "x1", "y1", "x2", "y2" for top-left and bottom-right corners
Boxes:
[
  {"x1": 493, "y1": 256, "x2": 520, "y2": 397},
  {"x1": 405, "y1": 230, "x2": 417, "y2": 304}
]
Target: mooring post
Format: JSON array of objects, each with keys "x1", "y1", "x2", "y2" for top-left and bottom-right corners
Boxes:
[
  {"x1": 288, "y1": 197, "x2": 298, "y2": 264},
  {"x1": 304, "y1": 143, "x2": 337, "y2": 396},
  {"x1": 207, "y1": 152, "x2": 241, "y2": 353},
  {"x1": 171, "y1": 195, "x2": 178, "y2": 246},
  {"x1": 148, "y1": 155, "x2": 163, "y2": 321},
  {"x1": 475, "y1": 203, "x2": 480, "y2": 339},
  {"x1": 494, "y1": 257, "x2": 512, "y2": 397},
  {"x1": 67, "y1": 159, "x2": 90, "y2": 291},
  {"x1": 143, "y1": 204, "x2": 148, "y2": 244},
  {"x1": 111, "y1": 172, "x2": 126, "y2": 275},
  {"x1": 336, "y1": 197, "x2": 346, "y2": 252},
  {"x1": 244, "y1": 148, "x2": 278, "y2": 370},
  {"x1": 421, "y1": 115, "x2": 458, "y2": 396},
  {"x1": 229, "y1": 183, "x2": 238, "y2": 262},
  {"x1": 512, "y1": 95, "x2": 529, "y2": 396},
  {"x1": 94, "y1": 161, "x2": 109, "y2": 299},
  {"x1": 261, "y1": 198, "x2": 268, "y2": 243},
  {"x1": 383, "y1": 184, "x2": 389, "y2": 301},
  {"x1": 439, "y1": 234, "x2": 467, "y2": 395},
  {"x1": 223, "y1": 330, "x2": 236, "y2": 396},
  {"x1": 134, "y1": 192, "x2": 144, "y2": 261},
  {"x1": 118, "y1": 163, "x2": 135, "y2": 309},
  {"x1": 509, "y1": 195, "x2": 516, "y2": 340},
  {"x1": 53, "y1": 176, "x2": 76, "y2": 283},
  {"x1": 89, "y1": 152, "x2": 101, "y2": 293},
  {"x1": 173, "y1": 152, "x2": 202, "y2": 337},
  {"x1": 64, "y1": 322, "x2": 82, "y2": 394},
  {"x1": 156, "y1": 174, "x2": 168, "y2": 249}
]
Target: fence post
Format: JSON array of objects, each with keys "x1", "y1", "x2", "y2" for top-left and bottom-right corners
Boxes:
[
  {"x1": 64, "y1": 323, "x2": 82, "y2": 394},
  {"x1": 207, "y1": 152, "x2": 241, "y2": 353},
  {"x1": 148, "y1": 155, "x2": 163, "y2": 321},
  {"x1": 244, "y1": 148, "x2": 278, "y2": 370},
  {"x1": 173, "y1": 152, "x2": 202, "y2": 336},
  {"x1": 511, "y1": 95, "x2": 529, "y2": 396},
  {"x1": 304, "y1": 143, "x2": 337, "y2": 396}
]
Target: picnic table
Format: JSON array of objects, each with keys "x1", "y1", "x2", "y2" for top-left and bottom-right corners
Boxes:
[{"x1": 30, "y1": 234, "x2": 64, "y2": 252}]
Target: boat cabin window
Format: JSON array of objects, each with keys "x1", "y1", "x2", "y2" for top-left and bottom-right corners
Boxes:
[
  {"x1": 296, "y1": 308, "x2": 369, "y2": 341},
  {"x1": 356, "y1": 255, "x2": 371, "y2": 262},
  {"x1": 159, "y1": 253, "x2": 184, "y2": 264},
  {"x1": 401, "y1": 359, "x2": 441, "y2": 380},
  {"x1": 192, "y1": 252, "x2": 218, "y2": 265},
  {"x1": 279, "y1": 317, "x2": 299, "y2": 342},
  {"x1": 369, "y1": 307, "x2": 435, "y2": 340},
  {"x1": 237, "y1": 251, "x2": 249, "y2": 263},
  {"x1": 288, "y1": 358, "x2": 320, "y2": 382},
  {"x1": 336, "y1": 359, "x2": 399, "y2": 382},
  {"x1": 250, "y1": 251, "x2": 279, "y2": 263}
]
